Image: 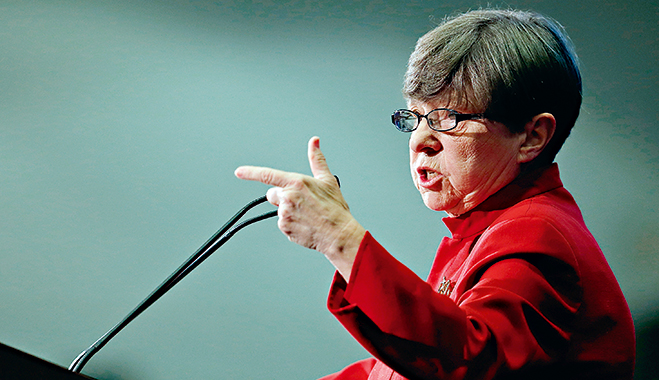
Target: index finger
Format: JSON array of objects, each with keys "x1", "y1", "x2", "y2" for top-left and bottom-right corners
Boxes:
[{"x1": 234, "y1": 165, "x2": 301, "y2": 188}]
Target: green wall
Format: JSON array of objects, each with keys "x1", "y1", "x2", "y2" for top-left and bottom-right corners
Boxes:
[{"x1": 1, "y1": 1, "x2": 657, "y2": 378}]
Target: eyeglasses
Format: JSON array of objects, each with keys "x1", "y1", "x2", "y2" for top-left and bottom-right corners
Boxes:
[{"x1": 391, "y1": 108, "x2": 486, "y2": 132}]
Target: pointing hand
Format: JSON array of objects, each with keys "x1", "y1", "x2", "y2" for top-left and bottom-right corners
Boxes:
[{"x1": 235, "y1": 137, "x2": 365, "y2": 280}]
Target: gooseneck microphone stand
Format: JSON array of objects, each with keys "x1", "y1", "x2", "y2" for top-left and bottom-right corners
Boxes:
[{"x1": 69, "y1": 195, "x2": 277, "y2": 373}]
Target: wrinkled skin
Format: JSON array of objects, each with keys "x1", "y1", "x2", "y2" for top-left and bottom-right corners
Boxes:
[
  {"x1": 407, "y1": 100, "x2": 528, "y2": 216},
  {"x1": 234, "y1": 109, "x2": 554, "y2": 280},
  {"x1": 235, "y1": 137, "x2": 366, "y2": 280}
]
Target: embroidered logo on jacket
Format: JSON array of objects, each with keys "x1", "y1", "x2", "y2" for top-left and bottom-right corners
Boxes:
[{"x1": 438, "y1": 276, "x2": 455, "y2": 296}]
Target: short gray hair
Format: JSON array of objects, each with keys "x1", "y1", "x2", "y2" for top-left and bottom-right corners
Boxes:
[{"x1": 404, "y1": 9, "x2": 582, "y2": 165}]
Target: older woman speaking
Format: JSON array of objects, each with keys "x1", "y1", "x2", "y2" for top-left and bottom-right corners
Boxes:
[{"x1": 235, "y1": 9, "x2": 635, "y2": 380}]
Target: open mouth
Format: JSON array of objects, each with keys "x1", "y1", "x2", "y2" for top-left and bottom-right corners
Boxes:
[
  {"x1": 422, "y1": 170, "x2": 439, "y2": 180},
  {"x1": 417, "y1": 167, "x2": 441, "y2": 185}
]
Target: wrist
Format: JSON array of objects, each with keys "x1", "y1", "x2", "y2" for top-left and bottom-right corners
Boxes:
[{"x1": 324, "y1": 218, "x2": 367, "y2": 281}]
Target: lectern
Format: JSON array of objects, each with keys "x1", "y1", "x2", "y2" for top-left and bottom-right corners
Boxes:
[{"x1": 0, "y1": 343, "x2": 95, "y2": 380}]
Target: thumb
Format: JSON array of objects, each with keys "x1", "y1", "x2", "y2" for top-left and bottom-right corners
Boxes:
[{"x1": 307, "y1": 136, "x2": 333, "y2": 182}]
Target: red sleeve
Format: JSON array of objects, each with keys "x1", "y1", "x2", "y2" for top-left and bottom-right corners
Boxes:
[
  {"x1": 326, "y1": 224, "x2": 586, "y2": 380},
  {"x1": 328, "y1": 232, "x2": 470, "y2": 379}
]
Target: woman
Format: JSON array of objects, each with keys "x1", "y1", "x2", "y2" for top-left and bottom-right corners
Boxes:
[{"x1": 235, "y1": 9, "x2": 635, "y2": 380}]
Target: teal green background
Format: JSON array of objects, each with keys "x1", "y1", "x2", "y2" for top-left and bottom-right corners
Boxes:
[{"x1": 1, "y1": 1, "x2": 657, "y2": 379}]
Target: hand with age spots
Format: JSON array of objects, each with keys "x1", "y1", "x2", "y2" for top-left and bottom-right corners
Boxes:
[{"x1": 234, "y1": 136, "x2": 366, "y2": 281}]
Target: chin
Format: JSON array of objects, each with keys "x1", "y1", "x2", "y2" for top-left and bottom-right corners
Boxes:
[{"x1": 421, "y1": 193, "x2": 455, "y2": 213}]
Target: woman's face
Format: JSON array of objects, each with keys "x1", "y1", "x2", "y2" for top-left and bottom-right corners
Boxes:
[{"x1": 408, "y1": 99, "x2": 526, "y2": 216}]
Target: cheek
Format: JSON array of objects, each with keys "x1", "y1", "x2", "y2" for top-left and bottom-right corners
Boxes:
[
  {"x1": 458, "y1": 139, "x2": 519, "y2": 185},
  {"x1": 441, "y1": 144, "x2": 475, "y2": 187},
  {"x1": 477, "y1": 139, "x2": 519, "y2": 169}
]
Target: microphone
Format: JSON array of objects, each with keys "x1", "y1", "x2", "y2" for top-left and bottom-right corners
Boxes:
[
  {"x1": 69, "y1": 195, "x2": 277, "y2": 373},
  {"x1": 69, "y1": 175, "x2": 341, "y2": 374}
]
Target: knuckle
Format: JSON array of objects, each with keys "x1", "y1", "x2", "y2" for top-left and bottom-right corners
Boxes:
[
  {"x1": 288, "y1": 177, "x2": 306, "y2": 191},
  {"x1": 277, "y1": 204, "x2": 296, "y2": 222},
  {"x1": 277, "y1": 216, "x2": 293, "y2": 235},
  {"x1": 266, "y1": 187, "x2": 279, "y2": 205},
  {"x1": 259, "y1": 170, "x2": 275, "y2": 185}
]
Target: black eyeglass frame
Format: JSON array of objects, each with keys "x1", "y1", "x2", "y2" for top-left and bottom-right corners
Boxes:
[{"x1": 391, "y1": 108, "x2": 486, "y2": 132}]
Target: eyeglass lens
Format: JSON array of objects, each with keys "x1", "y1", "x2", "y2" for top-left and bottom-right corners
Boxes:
[{"x1": 393, "y1": 109, "x2": 456, "y2": 132}]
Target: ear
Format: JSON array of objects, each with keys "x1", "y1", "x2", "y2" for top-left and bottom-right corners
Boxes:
[{"x1": 517, "y1": 113, "x2": 556, "y2": 164}]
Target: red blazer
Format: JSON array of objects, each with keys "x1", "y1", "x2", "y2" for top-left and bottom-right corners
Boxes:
[{"x1": 321, "y1": 164, "x2": 635, "y2": 380}]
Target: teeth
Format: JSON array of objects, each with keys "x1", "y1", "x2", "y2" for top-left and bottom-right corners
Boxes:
[{"x1": 426, "y1": 171, "x2": 438, "y2": 179}]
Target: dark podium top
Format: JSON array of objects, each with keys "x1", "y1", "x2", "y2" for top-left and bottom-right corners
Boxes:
[{"x1": 0, "y1": 343, "x2": 96, "y2": 380}]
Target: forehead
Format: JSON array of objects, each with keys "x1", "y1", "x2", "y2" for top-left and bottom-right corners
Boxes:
[
  {"x1": 407, "y1": 97, "x2": 475, "y2": 113},
  {"x1": 406, "y1": 78, "x2": 487, "y2": 110}
]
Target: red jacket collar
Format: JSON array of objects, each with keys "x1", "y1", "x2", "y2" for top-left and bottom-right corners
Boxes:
[{"x1": 442, "y1": 163, "x2": 563, "y2": 239}]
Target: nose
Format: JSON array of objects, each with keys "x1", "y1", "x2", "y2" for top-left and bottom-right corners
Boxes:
[{"x1": 409, "y1": 119, "x2": 442, "y2": 155}]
